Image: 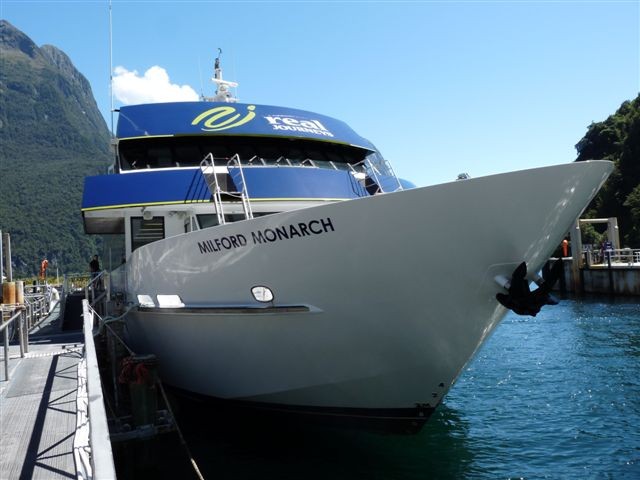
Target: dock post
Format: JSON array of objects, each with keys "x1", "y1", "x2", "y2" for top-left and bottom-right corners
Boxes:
[
  {"x1": 607, "y1": 252, "x2": 614, "y2": 295},
  {"x1": 570, "y1": 219, "x2": 583, "y2": 293},
  {"x1": 121, "y1": 354, "x2": 159, "y2": 427},
  {"x1": 2, "y1": 232, "x2": 12, "y2": 282},
  {"x1": 3, "y1": 317, "x2": 8, "y2": 381},
  {"x1": 608, "y1": 217, "x2": 620, "y2": 250},
  {"x1": 106, "y1": 320, "x2": 127, "y2": 412}
]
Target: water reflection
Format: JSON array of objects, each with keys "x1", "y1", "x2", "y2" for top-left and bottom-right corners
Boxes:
[
  {"x1": 180, "y1": 401, "x2": 474, "y2": 480},
  {"x1": 114, "y1": 398, "x2": 475, "y2": 480}
]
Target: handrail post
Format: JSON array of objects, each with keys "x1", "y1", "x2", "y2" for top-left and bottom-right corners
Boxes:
[
  {"x1": 201, "y1": 153, "x2": 226, "y2": 225},
  {"x1": 232, "y1": 154, "x2": 253, "y2": 220},
  {"x1": 3, "y1": 321, "x2": 9, "y2": 381},
  {"x1": 22, "y1": 309, "x2": 28, "y2": 355},
  {"x1": 17, "y1": 308, "x2": 24, "y2": 358}
]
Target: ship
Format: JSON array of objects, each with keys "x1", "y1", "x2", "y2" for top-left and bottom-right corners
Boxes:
[{"x1": 82, "y1": 55, "x2": 613, "y2": 432}]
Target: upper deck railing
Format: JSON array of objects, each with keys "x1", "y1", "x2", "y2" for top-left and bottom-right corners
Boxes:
[{"x1": 184, "y1": 151, "x2": 404, "y2": 203}]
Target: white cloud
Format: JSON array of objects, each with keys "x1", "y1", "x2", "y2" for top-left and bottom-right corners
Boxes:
[{"x1": 112, "y1": 65, "x2": 199, "y2": 105}]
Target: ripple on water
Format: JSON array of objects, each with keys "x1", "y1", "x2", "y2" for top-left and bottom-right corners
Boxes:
[{"x1": 441, "y1": 297, "x2": 640, "y2": 479}]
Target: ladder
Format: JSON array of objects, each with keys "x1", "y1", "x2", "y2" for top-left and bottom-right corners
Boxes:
[
  {"x1": 200, "y1": 153, "x2": 253, "y2": 225},
  {"x1": 363, "y1": 155, "x2": 404, "y2": 193}
]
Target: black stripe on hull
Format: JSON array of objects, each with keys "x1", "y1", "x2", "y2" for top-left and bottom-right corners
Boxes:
[{"x1": 166, "y1": 385, "x2": 434, "y2": 435}]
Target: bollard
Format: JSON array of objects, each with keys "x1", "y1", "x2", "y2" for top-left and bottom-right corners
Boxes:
[
  {"x1": 2, "y1": 282, "x2": 16, "y2": 305},
  {"x1": 15, "y1": 281, "x2": 24, "y2": 305},
  {"x1": 119, "y1": 354, "x2": 159, "y2": 427}
]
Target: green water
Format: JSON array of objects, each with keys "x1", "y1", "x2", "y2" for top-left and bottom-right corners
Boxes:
[{"x1": 116, "y1": 297, "x2": 640, "y2": 479}]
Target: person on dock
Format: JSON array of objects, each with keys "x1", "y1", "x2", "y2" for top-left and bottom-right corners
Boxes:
[
  {"x1": 39, "y1": 258, "x2": 49, "y2": 281},
  {"x1": 89, "y1": 255, "x2": 101, "y2": 289}
]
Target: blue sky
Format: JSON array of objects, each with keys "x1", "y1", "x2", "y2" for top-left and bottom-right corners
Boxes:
[{"x1": 2, "y1": 1, "x2": 639, "y2": 186}]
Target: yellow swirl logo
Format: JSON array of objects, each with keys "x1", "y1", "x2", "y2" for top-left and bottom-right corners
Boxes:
[{"x1": 191, "y1": 105, "x2": 256, "y2": 132}]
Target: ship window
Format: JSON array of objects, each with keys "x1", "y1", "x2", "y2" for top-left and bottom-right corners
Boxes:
[
  {"x1": 131, "y1": 216, "x2": 165, "y2": 251},
  {"x1": 197, "y1": 213, "x2": 252, "y2": 229},
  {"x1": 304, "y1": 148, "x2": 326, "y2": 162},
  {"x1": 197, "y1": 214, "x2": 220, "y2": 229},
  {"x1": 256, "y1": 145, "x2": 280, "y2": 162},
  {"x1": 175, "y1": 145, "x2": 201, "y2": 166},
  {"x1": 148, "y1": 147, "x2": 172, "y2": 168},
  {"x1": 118, "y1": 136, "x2": 375, "y2": 172},
  {"x1": 203, "y1": 142, "x2": 230, "y2": 160}
]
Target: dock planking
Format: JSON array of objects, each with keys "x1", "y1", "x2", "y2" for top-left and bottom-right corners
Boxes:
[{"x1": 1, "y1": 303, "x2": 85, "y2": 479}]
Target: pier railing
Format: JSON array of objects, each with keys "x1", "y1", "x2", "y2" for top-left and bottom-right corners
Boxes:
[
  {"x1": 1, "y1": 285, "x2": 55, "y2": 381},
  {"x1": 85, "y1": 271, "x2": 109, "y2": 316},
  {"x1": 78, "y1": 300, "x2": 117, "y2": 479},
  {"x1": 583, "y1": 248, "x2": 640, "y2": 268},
  {"x1": 0, "y1": 309, "x2": 26, "y2": 381}
]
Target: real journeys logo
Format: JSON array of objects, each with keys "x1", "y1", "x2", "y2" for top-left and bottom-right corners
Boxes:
[
  {"x1": 191, "y1": 104, "x2": 334, "y2": 138},
  {"x1": 191, "y1": 105, "x2": 256, "y2": 132},
  {"x1": 263, "y1": 114, "x2": 334, "y2": 137}
]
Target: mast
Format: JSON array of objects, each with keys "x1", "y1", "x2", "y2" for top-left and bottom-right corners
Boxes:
[
  {"x1": 108, "y1": 0, "x2": 114, "y2": 134},
  {"x1": 211, "y1": 48, "x2": 238, "y2": 103}
]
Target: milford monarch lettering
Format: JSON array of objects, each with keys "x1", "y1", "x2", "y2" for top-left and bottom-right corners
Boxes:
[
  {"x1": 197, "y1": 217, "x2": 335, "y2": 254},
  {"x1": 251, "y1": 218, "x2": 334, "y2": 245}
]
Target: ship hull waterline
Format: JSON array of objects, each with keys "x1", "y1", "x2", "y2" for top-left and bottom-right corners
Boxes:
[{"x1": 116, "y1": 161, "x2": 612, "y2": 431}]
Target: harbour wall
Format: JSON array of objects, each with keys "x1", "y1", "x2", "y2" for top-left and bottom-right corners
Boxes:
[{"x1": 549, "y1": 258, "x2": 640, "y2": 296}]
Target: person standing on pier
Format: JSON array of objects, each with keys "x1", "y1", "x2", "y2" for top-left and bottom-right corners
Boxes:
[{"x1": 89, "y1": 255, "x2": 101, "y2": 289}]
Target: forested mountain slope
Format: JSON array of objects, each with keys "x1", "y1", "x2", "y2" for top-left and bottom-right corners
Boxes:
[
  {"x1": 575, "y1": 94, "x2": 640, "y2": 247},
  {"x1": 0, "y1": 20, "x2": 111, "y2": 276}
]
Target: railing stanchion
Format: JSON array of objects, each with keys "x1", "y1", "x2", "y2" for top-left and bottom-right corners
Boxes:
[
  {"x1": 22, "y1": 309, "x2": 28, "y2": 355},
  {"x1": 17, "y1": 309, "x2": 24, "y2": 358},
  {"x1": 3, "y1": 323, "x2": 9, "y2": 381}
]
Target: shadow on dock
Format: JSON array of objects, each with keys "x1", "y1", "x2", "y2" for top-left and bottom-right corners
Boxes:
[{"x1": 0, "y1": 299, "x2": 84, "y2": 479}]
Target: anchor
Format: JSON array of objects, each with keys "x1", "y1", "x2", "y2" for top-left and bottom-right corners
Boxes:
[{"x1": 495, "y1": 259, "x2": 564, "y2": 316}]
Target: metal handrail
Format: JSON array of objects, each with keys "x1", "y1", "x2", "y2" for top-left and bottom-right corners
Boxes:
[
  {"x1": 583, "y1": 248, "x2": 640, "y2": 268},
  {"x1": 200, "y1": 153, "x2": 226, "y2": 225},
  {"x1": 1, "y1": 308, "x2": 26, "y2": 381},
  {"x1": 200, "y1": 153, "x2": 255, "y2": 224},
  {"x1": 85, "y1": 271, "x2": 109, "y2": 316},
  {"x1": 1, "y1": 285, "x2": 58, "y2": 381},
  {"x1": 227, "y1": 154, "x2": 254, "y2": 220},
  {"x1": 80, "y1": 301, "x2": 117, "y2": 479},
  {"x1": 357, "y1": 156, "x2": 404, "y2": 194}
]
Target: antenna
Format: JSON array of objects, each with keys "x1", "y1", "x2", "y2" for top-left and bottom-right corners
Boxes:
[
  {"x1": 198, "y1": 56, "x2": 205, "y2": 100},
  {"x1": 108, "y1": 0, "x2": 114, "y2": 135},
  {"x1": 211, "y1": 48, "x2": 238, "y2": 103}
]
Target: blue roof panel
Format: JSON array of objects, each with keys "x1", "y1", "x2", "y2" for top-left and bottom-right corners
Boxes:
[{"x1": 116, "y1": 102, "x2": 376, "y2": 151}]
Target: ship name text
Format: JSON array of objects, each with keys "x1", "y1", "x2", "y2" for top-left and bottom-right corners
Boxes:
[{"x1": 197, "y1": 217, "x2": 335, "y2": 254}]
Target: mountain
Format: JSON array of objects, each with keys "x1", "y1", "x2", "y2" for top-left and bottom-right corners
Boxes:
[
  {"x1": 575, "y1": 94, "x2": 640, "y2": 247},
  {"x1": 0, "y1": 20, "x2": 111, "y2": 277}
]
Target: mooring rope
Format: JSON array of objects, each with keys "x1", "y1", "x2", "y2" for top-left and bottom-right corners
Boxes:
[
  {"x1": 157, "y1": 380, "x2": 206, "y2": 480},
  {"x1": 94, "y1": 304, "x2": 206, "y2": 479}
]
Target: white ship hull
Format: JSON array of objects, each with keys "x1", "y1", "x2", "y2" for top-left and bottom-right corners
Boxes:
[{"x1": 116, "y1": 161, "x2": 612, "y2": 427}]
